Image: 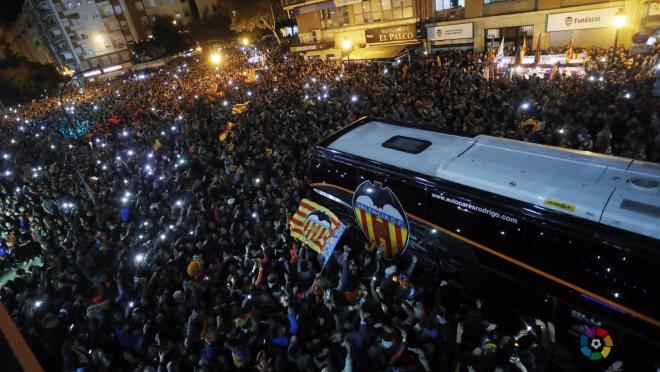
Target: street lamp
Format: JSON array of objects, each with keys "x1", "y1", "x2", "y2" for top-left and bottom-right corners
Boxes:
[
  {"x1": 94, "y1": 35, "x2": 103, "y2": 44},
  {"x1": 341, "y1": 39, "x2": 353, "y2": 63},
  {"x1": 612, "y1": 8, "x2": 626, "y2": 62},
  {"x1": 242, "y1": 37, "x2": 250, "y2": 47},
  {"x1": 210, "y1": 53, "x2": 221, "y2": 65}
]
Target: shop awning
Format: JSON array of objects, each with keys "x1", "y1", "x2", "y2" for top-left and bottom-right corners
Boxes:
[{"x1": 347, "y1": 43, "x2": 417, "y2": 61}]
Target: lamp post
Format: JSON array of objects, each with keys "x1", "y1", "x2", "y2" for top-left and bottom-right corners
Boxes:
[
  {"x1": 242, "y1": 37, "x2": 250, "y2": 47},
  {"x1": 341, "y1": 38, "x2": 353, "y2": 71},
  {"x1": 210, "y1": 53, "x2": 221, "y2": 66},
  {"x1": 612, "y1": 8, "x2": 626, "y2": 63}
]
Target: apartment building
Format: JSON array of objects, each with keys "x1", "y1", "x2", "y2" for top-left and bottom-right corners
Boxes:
[
  {"x1": 20, "y1": 0, "x2": 222, "y2": 73},
  {"x1": 22, "y1": 0, "x2": 152, "y2": 72},
  {"x1": 284, "y1": 0, "x2": 647, "y2": 59}
]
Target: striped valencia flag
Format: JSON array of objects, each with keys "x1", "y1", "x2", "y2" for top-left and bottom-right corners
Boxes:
[
  {"x1": 516, "y1": 32, "x2": 527, "y2": 64},
  {"x1": 565, "y1": 38, "x2": 574, "y2": 64},
  {"x1": 290, "y1": 199, "x2": 344, "y2": 255},
  {"x1": 218, "y1": 122, "x2": 234, "y2": 142},
  {"x1": 534, "y1": 33, "x2": 542, "y2": 65},
  {"x1": 231, "y1": 101, "x2": 249, "y2": 114}
]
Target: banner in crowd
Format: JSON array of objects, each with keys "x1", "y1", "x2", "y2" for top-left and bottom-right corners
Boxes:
[
  {"x1": 219, "y1": 122, "x2": 234, "y2": 142},
  {"x1": 290, "y1": 199, "x2": 345, "y2": 265},
  {"x1": 498, "y1": 53, "x2": 587, "y2": 65},
  {"x1": 232, "y1": 102, "x2": 249, "y2": 114},
  {"x1": 59, "y1": 119, "x2": 93, "y2": 138}
]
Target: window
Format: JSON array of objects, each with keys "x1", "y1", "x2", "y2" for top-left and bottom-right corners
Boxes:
[
  {"x1": 135, "y1": 1, "x2": 144, "y2": 10},
  {"x1": 382, "y1": 136, "x2": 431, "y2": 154},
  {"x1": 353, "y1": 0, "x2": 412, "y2": 24},
  {"x1": 435, "y1": 0, "x2": 464, "y2": 11},
  {"x1": 484, "y1": 26, "x2": 532, "y2": 52},
  {"x1": 114, "y1": 5, "x2": 122, "y2": 14},
  {"x1": 320, "y1": 6, "x2": 349, "y2": 29},
  {"x1": 145, "y1": 0, "x2": 156, "y2": 8},
  {"x1": 141, "y1": 16, "x2": 149, "y2": 26}
]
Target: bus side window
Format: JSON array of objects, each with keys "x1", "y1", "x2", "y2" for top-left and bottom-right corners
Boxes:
[
  {"x1": 386, "y1": 179, "x2": 426, "y2": 217},
  {"x1": 580, "y1": 240, "x2": 658, "y2": 317},
  {"x1": 476, "y1": 213, "x2": 522, "y2": 258},
  {"x1": 523, "y1": 223, "x2": 578, "y2": 280},
  {"x1": 319, "y1": 159, "x2": 358, "y2": 190}
]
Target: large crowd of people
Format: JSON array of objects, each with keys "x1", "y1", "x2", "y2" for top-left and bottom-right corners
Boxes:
[{"x1": 0, "y1": 40, "x2": 658, "y2": 371}]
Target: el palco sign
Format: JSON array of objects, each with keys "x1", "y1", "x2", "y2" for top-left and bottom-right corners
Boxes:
[{"x1": 365, "y1": 24, "x2": 416, "y2": 43}]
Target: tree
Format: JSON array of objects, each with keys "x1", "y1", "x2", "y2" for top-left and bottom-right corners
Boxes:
[
  {"x1": 230, "y1": 0, "x2": 283, "y2": 45},
  {"x1": 0, "y1": 54, "x2": 62, "y2": 106},
  {"x1": 189, "y1": 13, "x2": 235, "y2": 43},
  {"x1": 130, "y1": 16, "x2": 191, "y2": 63},
  {"x1": 151, "y1": 16, "x2": 191, "y2": 54}
]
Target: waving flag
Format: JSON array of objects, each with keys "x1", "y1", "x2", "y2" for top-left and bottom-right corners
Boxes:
[
  {"x1": 495, "y1": 37, "x2": 505, "y2": 61},
  {"x1": 534, "y1": 33, "x2": 542, "y2": 65},
  {"x1": 232, "y1": 102, "x2": 250, "y2": 114},
  {"x1": 219, "y1": 122, "x2": 234, "y2": 142},
  {"x1": 565, "y1": 38, "x2": 574, "y2": 64},
  {"x1": 290, "y1": 199, "x2": 345, "y2": 265}
]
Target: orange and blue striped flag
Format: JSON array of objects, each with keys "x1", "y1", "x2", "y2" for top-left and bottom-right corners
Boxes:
[{"x1": 290, "y1": 199, "x2": 345, "y2": 264}]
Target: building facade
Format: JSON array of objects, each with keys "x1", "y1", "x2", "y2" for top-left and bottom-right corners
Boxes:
[
  {"x1": 283, "y1": 0, "x2": 647, "y2": 59},
  {"x1": 425, "y1": 0, "x2": 644, "y2": 53},
  {"x1": 20, "y1": 0, "x2": 220, "y2": 73},
  {"x1": 22, "y1": 0, "x2": 153, "y2": 73},
  {"x1": 283, "y1": 0, "x2": 428, "y2": 60}
]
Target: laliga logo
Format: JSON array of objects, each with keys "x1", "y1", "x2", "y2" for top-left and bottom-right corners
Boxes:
[
  {"x1": 352, "y1": 180, "x2": 410, "y2": 259},
  {"x1": 580, "y1": 327, "x2": 613, "y2": 360},
  {"x1": 565, "y1": 16, "x2": 573, "y2": 26}
]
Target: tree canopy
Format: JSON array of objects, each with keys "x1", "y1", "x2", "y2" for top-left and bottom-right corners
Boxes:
[
  {"x1": 131, "y1": 16, "x2": 191, "y2": 63},
  {"x1": 0, "y1": 53, "x2": 61, "y2": 106},
  {"x1": 230, "y1": 0, "x2": 284, "y2": 44}
]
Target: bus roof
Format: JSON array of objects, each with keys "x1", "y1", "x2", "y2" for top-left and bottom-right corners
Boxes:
[{"x1": 325, "y1": 120, "x2": 660, "y2": 240}]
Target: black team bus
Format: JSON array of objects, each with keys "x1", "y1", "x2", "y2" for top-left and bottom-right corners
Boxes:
[{"x1": 308, "y1": 118, "x2": 660, "y2": 370}]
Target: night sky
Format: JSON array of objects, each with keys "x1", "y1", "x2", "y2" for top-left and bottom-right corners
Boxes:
[{"x1": 1, "y1": 0, "x2": 24, "y2": 29}]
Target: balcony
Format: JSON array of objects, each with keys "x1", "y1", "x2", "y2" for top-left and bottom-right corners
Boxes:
[{"x1": 432, "y1": 7, "x2": 465, "y2": 22}]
